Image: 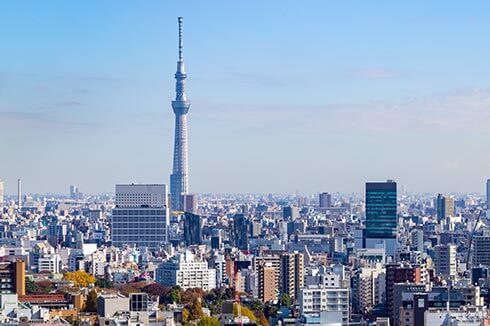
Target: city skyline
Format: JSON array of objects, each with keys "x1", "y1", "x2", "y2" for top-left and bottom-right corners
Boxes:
[
  {"x1": 4, "y1": 3, "x2": 490, "y2": 325},
  {"x1": 1, "y1": 1, "x2": 490, "y2": 194}
]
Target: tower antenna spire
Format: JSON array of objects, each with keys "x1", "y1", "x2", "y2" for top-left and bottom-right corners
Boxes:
[{"x1": 178, "y1": 17, "x2": 183, "y2": 62}]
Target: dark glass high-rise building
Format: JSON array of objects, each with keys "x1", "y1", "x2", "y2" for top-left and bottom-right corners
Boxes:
[
  {"x1": 183, "y1": 212, "x2": 201, "y2": 246},
  {"x1": 365, "y1": 180, "x2": 397, "y2": 239},
  {"x1": 436, "y1": 193, "x2": 445, "y2": 221},
  {"x1": 232, "y1": 214, "x2": 249, "y2": 250}
]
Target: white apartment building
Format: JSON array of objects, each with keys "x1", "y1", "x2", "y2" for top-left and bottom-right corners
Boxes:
[
  {"x1": 356, "y1": 264, "x2": 386, "y2": 315},
  {"x1": 299, "y1": 286, "x2": 350, "y2": 326},
  {"x1": 156, "y1": 251, "x2": 216, "y2": 291},
  {"x1": 38, "y1": 253, "x2": 61, "y2": 274}
]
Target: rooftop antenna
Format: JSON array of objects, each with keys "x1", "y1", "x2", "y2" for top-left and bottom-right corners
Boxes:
[{"x1": 178, "y1": 17, "x2": 184, "y2": 62}]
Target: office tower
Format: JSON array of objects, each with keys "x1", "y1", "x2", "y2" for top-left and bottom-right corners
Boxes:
[
  {"x1": 280, "y1": 252, "x2": 304, "y2": 302},
  {"x1": 445, "y1": 196, "x2": 454, "y2": 218},
  {"x1": 434, "y1": 244, "x2": 457, "y2": 278},
  {"x1": 0, "y1": 179, "x2": 3, "y2": 210},
  {"x1": 183, "y1": 212, "x2": 201, "y2": 246},
  {"x1": 283, "y1": 206, "x2": 299, "y2": 220},
  {"x1": 319, "y1": 192, "x2": 332, "y2": 208},
  {"x1": 156, "y1": 251, "x2": 216, "y2": 291},
  {"x1": 112, "y1": 184, "x2": 169, "y2": 251},
  {"x1": 170, "y1": 17, "x2": 191, "y2": 212},
  {"x1": 365, "y1": 180, "x2": 397, "y2": 238},
  {"x1": 232, "y1": 214, "x2": 249, "y2": 250},
  {"x1": 385, "y1": 263, "x2": 421, "y2": 324},
  {"x1": 436, "y1": 194, "x2": 445, "y2": 220},
  {"x1": 69, "y1": 185, "x2": 79, "y2": 200},
  {"x1": 436, "y1": 194, "x2": 455, "y2": 221},
  {"x1": 182, "y1": 194, "x2": 198, "y2": 213},
  {"x1": 487, "y1": 179, "x2": 490, "y2": 215},
  {"x1": 17, "y1": 179, "x2": 22, "y2": 208},
  {"x1": 258, "y1": 262, "x2": 277, "y2": 303}
]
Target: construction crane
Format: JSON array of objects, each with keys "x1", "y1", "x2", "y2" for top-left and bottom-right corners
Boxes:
[
  {"x1": 466, "y1": 209, "x2": 483, "y2": 271},
  {"x1": 234, "y1": 262, "x2": 242, "y2": 326}
]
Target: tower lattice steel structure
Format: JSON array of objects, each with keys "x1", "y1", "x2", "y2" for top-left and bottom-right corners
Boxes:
[{"x1": 170, "y1": 17, "x2": 190, "y2": 211}]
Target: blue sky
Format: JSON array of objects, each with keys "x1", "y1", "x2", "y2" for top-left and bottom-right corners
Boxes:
[{"x1": 1, "y1": 1, "x2": 490, "y2": 195}]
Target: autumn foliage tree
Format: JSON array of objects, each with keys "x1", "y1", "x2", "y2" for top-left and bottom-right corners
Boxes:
[
  {"x1": 187, "y1": 298, "x2": 204, "y2": 321},
  {"x1": 197, "y1": 316, "x2": 220, "y2": 326},
  {"x1": 63, "y1": 270, "x2": 96, "y2": 287}
]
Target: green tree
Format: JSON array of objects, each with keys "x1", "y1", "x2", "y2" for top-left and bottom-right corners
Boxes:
[
  {"x1": 197, "y1": 316, "x2": 220, "y2": 326},
  {"x1": 280, "y1": 293, "x2": 292, "y2": 307},
  {"x1": 249, "y1": 298, "x2": 264, "y2": 312},
  {"x1": 95, "y1": 278, "x2": 114, "y2": 289},
  {"x1": 84, "y1": 289, "x2": 98, "y2": 312},
  {"x1": 263, "y1": 303, "x2": 278, "y2": 319},
  {"x1": 26, "y1": 278, "x2": 39, "y2": 294},
  {"x1": 164, "y1": 286, "x2": 181, "y2": 304}
]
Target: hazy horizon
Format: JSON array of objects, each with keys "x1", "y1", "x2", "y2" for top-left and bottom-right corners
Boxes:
[{"x1": 1, "y1": 1, "x2": 490, "y2": 195}]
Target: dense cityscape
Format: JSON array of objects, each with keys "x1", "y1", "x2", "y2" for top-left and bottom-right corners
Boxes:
[{"x1": 2, "y1": 7, "x2": 490, "y2": 326}]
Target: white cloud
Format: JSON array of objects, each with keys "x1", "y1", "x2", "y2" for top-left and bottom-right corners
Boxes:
[{"x1": 194, "y1": 87, "x2": 490, "y2": 134}]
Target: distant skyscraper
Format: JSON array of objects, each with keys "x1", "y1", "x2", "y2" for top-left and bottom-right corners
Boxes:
[
  {"x1": 170, "y1": 17, "x2": 190, "y2": 212},
  {"x1": 283, "y1": 206, "x2": 299, "y2": 220},
  {"x1": 112, "y1": 184, "x2": 169, "y2": 251},
  {"x1": 183, "y1": 212, "x2": 201, "y2": 246},
  {"x1": 69, "y1": 185, "x2": 79, "y2": 200},
  {"x1": 319, "y1": 192, "x2": 332, "y2": 208},
  {"x1": 17, "y1": 179, "x2": 22, "y2": 209},
  {"x1": 445, "y1": 196, "x2": 454, "y2": 218},
  {"x1": 436, "y1": 194, "x2": 445, "y2": 221},
  {"x1": 365, "y1": 180, "x2": 397, "y2": 239},
  {"x1": 232, "y1": 214, "x2": 249, "y2": 250},
  {"x1": 436, "y1": 194, "x2": 454, "y2": 221}
]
